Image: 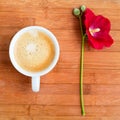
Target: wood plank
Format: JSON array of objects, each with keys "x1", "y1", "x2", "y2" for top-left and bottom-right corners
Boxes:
[
  {"x1": 0, "y1": 2, "x2": 118, "y2": 18},
  {"x1": 1, "y1": 92, "x2": 120, "y2": 106},
  {"x1": 32, "y1": 116, "x2": 120, "y2": 120},
  {"x1": 0, "y1": 92, "x2": 37, "y2": 104},
  {"x1": 35, "y1": 16, "x2": 120, "y2": 30},
  {"x1": 35, "y1": 95, "x2": 120, "y2": 106},
  {"x1": 0, "y1": 51, "x2": 120, "y2": 70},
  {"x1": 0, "y1": 8, "x2": 119, "y2": 31},
  {"x1": 42, "y1": 69, "x2": 120, "y2": 84},
  {"x1": 36, "y1": 84, "x2": 120, "y2": 95},
  {"x1": 30, "y1": 105, "x2": 120, "y2": 116},
  {"x1": 84, "y1": 52, "x2": 120, "y2": 70},
  {"x1": 0, "y1": 16, "x2": 35, "y2": 27},
  {"x1": 0, "y1": 0, "x2": 120, "y2": 119},
  {"x1": 0, "y1": 2, "x2": 48, "y2": 12},
  {"x1": 0, "y1": 27, "x2": 21, "y2": 36},
  {"x1": 0, "y1": 105, "x2": 29, "y2": 115},
  {"x1": 0, "y1": 115, "x2": 119, "y2": 120},
  {"x1": 0, "y1": 81, "x2": 119, "y2": 95},
  {"x1": 0, "y1": 0, "x2": 120, "y2": 9},
  {"x1": 47, "y1": 0, "x2": 120, "y2": 9},
  {"x1": 0, "y1": 10, "x2": 119, "y2": 30},
  {"x1": 38, "y1": 51, "x2": 120, "y2": 69},
  {"x1": 95, "y1": 95, "x2": 120, "y2": 106},
  {"x1": 0, "y1": 29, "x2": 118, "y2": 52},
  {"x1": 0, "y1": 116, "x2": 31, "y2": 120},
  {"x1": 0, "y1": 70, "x2": 120, "y2": 102},
  {"x1": 0, "y1": 3, "x2": 120, "y2": 18},
  {"x1": 0, "y1": 10, "x2": 46, "y2": 19}
]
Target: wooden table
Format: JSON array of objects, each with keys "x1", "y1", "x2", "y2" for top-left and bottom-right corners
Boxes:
[{"x1": 0, "y1": 0, "x2": 120, "y2": 119}]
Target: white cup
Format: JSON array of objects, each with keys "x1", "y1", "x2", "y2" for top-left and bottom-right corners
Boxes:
[{"x1": 9, "y1": 26, "x2": 60, "y2": 92}]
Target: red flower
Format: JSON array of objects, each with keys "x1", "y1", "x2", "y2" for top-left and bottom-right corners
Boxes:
[{"x1": 83, "y1": 8, "x2": 114, "y2": 49}]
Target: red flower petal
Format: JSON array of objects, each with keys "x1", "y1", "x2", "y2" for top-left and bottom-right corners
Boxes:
[
  {"x1": 83, "y1": 8, "x2": 114, "y2": 49},
  {"x1": 84, "y1": 8, "x2": 95, "y2": 28},
  {"x1": 87, "y1": 30, "x2": 105, "y2": 49},
  {"x1": 102, "y1": 34, "x2": 114, "y2": 47},
  {"x1": 90, "y1": 15, "x2": 111, "y2": 34},
  {"x1": 87, "y1": 29, "x2": 114, "y2": 49}
]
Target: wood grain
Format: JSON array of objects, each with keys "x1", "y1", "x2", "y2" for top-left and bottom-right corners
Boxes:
[{"x1": 0, "y1": 0, "x2": 120, "y2": 119}]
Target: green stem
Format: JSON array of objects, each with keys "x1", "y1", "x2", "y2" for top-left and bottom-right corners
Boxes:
[
  {"x1": 79, "y1": 15, "x2": 85, "y2": 116},
  {"x1": 80, "y1": 35, "x2": 85, "y2": 116}
]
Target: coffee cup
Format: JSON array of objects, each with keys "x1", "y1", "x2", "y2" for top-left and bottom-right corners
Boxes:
[{"x1": 9, "y1": 26, "x2": 60, "y2": 92}]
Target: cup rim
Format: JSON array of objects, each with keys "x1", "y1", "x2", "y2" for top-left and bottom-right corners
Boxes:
[{"x1": 9, "y1": 26, "x2": 60, "y2": 77}]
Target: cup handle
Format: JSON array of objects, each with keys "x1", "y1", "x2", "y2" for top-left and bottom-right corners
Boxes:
[{"x1": 32, "y1": 76, "x2": 40, "y2": 92}]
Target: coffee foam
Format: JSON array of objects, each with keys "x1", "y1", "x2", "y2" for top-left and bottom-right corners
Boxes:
[{"x1": 14, "y1": 29, "x2": 55, "y2": 72}]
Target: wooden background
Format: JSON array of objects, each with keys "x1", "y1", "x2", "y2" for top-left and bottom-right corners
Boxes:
[{"x1": 0, "y1": 0, "x2": 120, "y2": 120}]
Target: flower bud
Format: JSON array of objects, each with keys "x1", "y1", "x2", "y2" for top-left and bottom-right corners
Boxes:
[
  {"x1": 73, "y1": 8, "x2": 80, "y2": 16},
  {"x1": 81, "y1": 5, "x2": 86, "y2": 12}
]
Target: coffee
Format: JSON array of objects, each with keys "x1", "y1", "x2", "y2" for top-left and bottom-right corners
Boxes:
[{"x1": 14, "y1": 29, "x2": 55, "y2": 72}]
